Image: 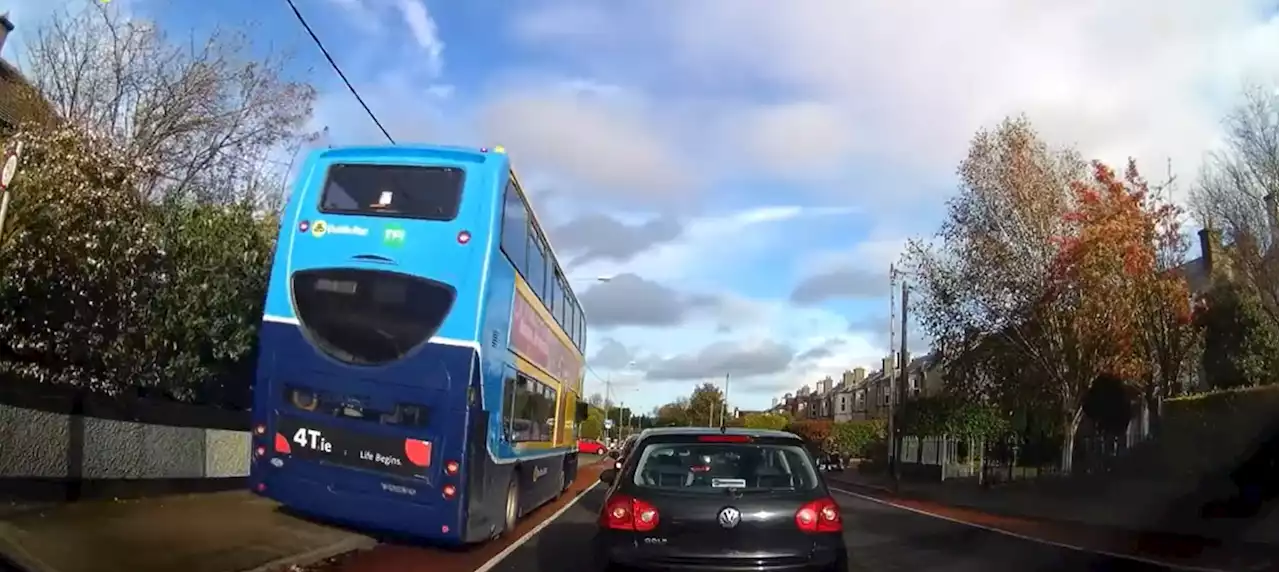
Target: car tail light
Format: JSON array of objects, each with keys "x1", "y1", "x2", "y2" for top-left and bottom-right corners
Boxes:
[
  {"x1": 445, "y1": 460, "x2": 460, "y2": 475},
  {"x1": 442, "y1": 484, "x2": 457, "y2": 499},
  {"x1": 697, "y1": 434, "x2": 752, "y2": 443},
  {"x1": 457, "y1": 230, "x2": 471, "y2": 244},
  {"x1": 600, "y1": 494, "x2": 659, "y2": 532},
  {"x1": 795, "y1": 498, "x2": 842, "y2": 533},
  {"x1": 253, "y1": 424, "x2": 266, "y2": 436},
  {"x1": 255, "y1": 446, "x2": 266, "y2": 457}
]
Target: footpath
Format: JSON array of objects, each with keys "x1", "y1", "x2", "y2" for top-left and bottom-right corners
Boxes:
[
  {"x1": 0, "y1": 491, "x2": 373, "y2": 572},
  {"x1": 0, "y1": 455, "x2": 608, "y2": 572},
  {"x1": 827, "y1": 470, "x2": 1277, "y2": 572}
]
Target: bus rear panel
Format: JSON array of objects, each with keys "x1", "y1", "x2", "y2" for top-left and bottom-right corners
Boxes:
[{"x1": 250, "y1": 145, "x2": 499, "y2": 543}]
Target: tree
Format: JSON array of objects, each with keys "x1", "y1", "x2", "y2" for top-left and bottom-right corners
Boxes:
[
  {"x1": 654, "y1": 398, "x2": 690, "y2": 427},
  {"x1": 1199, "y1": 278, "x2": 1279, "y2": 389},
  {"x1": 22, "y1": 4, "x2": 317, "y2": 205},
  {"x1": 1054, "y1": 160, "x2": 1200, "y2": 435},
  {"x1": 1190, "y1": 86, "x2": 1279, "y2": 321},
  {"x1": 742, "y1": 412, "x2": 789, "y2": 431},
  {"x1": 0, "y1": 126, "x2": 162, "y2": 391},
  {"x1": 0, "y1": 4, "x2": 316, "y2": 407},
  {"x1": 902, "y1": 116, "x2": 1100, "y2": 470},
  {"x1": 686, "y1": 383, "x2": 724, "y2": 427}
]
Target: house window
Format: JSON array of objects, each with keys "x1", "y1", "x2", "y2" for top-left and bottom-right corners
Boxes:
[{"x1": 838, "y1": 396, "x2": 848, "y2": 412}]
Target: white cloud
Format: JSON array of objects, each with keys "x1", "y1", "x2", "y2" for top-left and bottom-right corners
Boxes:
[
  {"x1": 728, "y1": 102, "x2": 857, "y2": 177},
  {"x1": 391, "y1": 0, "x2": 444, "y2": 75},
  {"x1": 477, "y1": 84, "x2": 694, "y2": 207},
  {"x1": 512, "y1": 0, "x2": 1278, "y2": 208}
]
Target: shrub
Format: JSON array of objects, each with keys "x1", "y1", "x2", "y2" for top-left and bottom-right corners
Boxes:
[{"x1": 830, "y1": 419, "x2": 886, "y2": 459}]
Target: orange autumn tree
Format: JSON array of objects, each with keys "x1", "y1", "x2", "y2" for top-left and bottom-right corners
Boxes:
[{"x1": 1049, "y1": 160, "x2": 1198, "y2": 435}]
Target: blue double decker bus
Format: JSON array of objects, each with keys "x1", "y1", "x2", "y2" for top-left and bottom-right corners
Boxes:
[{"x1": 249, "y1": 144, "x2": 590, "y2": 544}]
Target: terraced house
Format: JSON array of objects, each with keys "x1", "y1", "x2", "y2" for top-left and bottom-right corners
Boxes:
[{"x1": 776, "y1": 352, "x2": 946, "y2": 422}]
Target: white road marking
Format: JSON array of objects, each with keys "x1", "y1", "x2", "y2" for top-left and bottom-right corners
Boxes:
[
  {"x1": 473, "y1": 480, "x2": 603, "y2": 572},
  {"x1": 829, "y1": 486, "x2": 1238, "y2": 572}
]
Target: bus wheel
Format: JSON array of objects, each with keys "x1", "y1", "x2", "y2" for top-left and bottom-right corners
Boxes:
[{"x1": 503, "y1": 477, "x2": 520, "y2": 534}]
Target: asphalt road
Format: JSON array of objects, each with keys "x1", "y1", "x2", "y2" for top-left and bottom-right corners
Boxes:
[{"x1": 483, "y1": 486, "x2": 1194, "y2": 572}]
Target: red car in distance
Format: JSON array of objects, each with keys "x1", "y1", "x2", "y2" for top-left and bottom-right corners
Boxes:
[{"x1": 578, "y1": 439, "x2": 608, "y2": 455}]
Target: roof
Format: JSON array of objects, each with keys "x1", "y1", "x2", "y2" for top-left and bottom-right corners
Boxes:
[{"x1": 638, "y1": 426, "x2": 800, "y2": 440}]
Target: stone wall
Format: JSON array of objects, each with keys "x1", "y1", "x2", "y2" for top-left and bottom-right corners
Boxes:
[{"x1": 0, "y1": 382, "x2": 250, "y2": 501}]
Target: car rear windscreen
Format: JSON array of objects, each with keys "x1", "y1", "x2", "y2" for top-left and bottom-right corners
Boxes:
[
  {"x1": 320, "y1": 163, "x2": 464, "y2": 220},
  {"x1": 631, "y1": 442, "x2": 820, "y2": 493}
]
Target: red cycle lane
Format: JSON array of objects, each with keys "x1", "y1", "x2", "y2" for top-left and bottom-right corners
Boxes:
[{"x1": 297, "y1": 460, "x2": 607, "y2": 572}]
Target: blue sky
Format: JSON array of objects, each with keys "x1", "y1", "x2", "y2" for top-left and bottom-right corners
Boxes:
[{"x1": 5, "y1": 0, "x2": 1277, "y2": 414}]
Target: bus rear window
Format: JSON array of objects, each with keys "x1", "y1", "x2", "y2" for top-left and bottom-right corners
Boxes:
[
  {"x1": 320, "y1": 163, "x2": 464, "y2": 221},
  {"x1": 291, "y1": 269, "x2": 456, "y2": 366}
]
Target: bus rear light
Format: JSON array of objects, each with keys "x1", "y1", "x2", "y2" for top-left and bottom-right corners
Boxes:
[
  {"x1": 255, "y1": 446, "x2": 266, "y2": 457},
  {"x1": 298, "y1": 220, "x2": 309, "y2": 233},
  {"x1": 404, "y1": 439, "x2": 432, "y2": 467},
  {"x1": 442, "y1": 484, "x2": 457, "y2": 499},
  {"x1": 457, "y1": 231, "x2": 471, "y2": 244},
  {"x1": 254, "y1": 424, "x2": 266, "y2": 436},
  {"x1": 274, "y1": 433, "x2": 292, "y2": 455},
  {"x1": 445, "y1": 460, "x2": 459, "y2": 475}
]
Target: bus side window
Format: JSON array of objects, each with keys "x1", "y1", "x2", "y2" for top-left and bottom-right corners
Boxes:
[
  {"x1": 501, "y1": 373, "x2": 517, "y2": 442},
  {"x1": 526, "y1": 230, "x2": 547, "y2": 302},
  {"x1": 501, "y1": 181, "x2": 528, "y2": 274}
]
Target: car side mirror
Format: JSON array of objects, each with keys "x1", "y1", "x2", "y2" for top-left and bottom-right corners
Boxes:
[{"x1": 599, "y1": 468, "x2": 618, "y2": 485}]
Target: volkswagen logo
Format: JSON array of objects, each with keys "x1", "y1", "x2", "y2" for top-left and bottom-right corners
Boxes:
[{"x1": 717, "y1": 506, "x2": 741, "y2": 529}]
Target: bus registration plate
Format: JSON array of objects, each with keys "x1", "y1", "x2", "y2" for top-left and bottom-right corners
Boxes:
[{"x1": 276, "y1": 415, "x2": 431, "y2": 480}]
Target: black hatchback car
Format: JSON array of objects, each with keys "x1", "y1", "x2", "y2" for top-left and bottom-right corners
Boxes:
[{"x1": 592, "y1": 427, "x2": 848, "y2": 571}]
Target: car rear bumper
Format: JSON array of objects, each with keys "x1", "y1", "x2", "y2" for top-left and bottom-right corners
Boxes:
[{"x1": 597, "y1": 536, "x2": 845, "y2": 572}]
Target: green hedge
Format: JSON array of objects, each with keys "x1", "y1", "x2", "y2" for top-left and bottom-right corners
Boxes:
[{"x1": 1152, "y1": 384, "x2": 1277, "y2": 477}]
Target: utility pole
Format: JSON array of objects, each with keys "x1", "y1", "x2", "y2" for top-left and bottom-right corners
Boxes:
[
  {"x1": 721, "y1": 373, "x2": 730, "y2": 427},
  {"x1": 893, "y1": 281, "x2": 910, "y2": 489},
  {"x1": 604, "y1": 376, "x2": 612, "y2": 442},
  {"x1": 886, "y1": 264, "x2": 897, "y2": 477}
]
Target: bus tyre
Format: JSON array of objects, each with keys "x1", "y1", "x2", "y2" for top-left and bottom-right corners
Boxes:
[{"x1": 503, "y1": 477, "x2": 520, "y2": 534}]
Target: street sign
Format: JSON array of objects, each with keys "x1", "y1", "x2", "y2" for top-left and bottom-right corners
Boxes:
[{"x1": 1, "y1": 154, "x2": 17, "y2": 189}]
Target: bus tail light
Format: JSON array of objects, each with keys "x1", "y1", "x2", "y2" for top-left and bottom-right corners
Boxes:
[
  {"x1": 254, "y1": 424, "x2": 266, "y2": 436},
  {"x1": 795, "y1": 498, "x2": 842, "y2": 533},
  {"x1": 255, "y1": 446, "x2": 266, "y2": 457},
  {"x1": 600, "y1": 494, "x2": 659, "y2": 532},
  {"x1": 445, "y1": 460, "x2": 459, "y2": 475},
  {"x1": 442, "y1": 484, "x2": 457, "y2": 499},
  {"x1": 457, "y1": 230, "x2": 471, "y2": 244},
  {"x1": 274, "y1": 433, "x2": 292, "y2": 455}
]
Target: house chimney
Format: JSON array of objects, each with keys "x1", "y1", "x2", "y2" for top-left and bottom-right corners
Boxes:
[
  {"x1": 0, "y1": 13, "x2": 13, "y2": 57},
  {"x1": 852, "y1": 367, "x2": 866, "y2": 383},
  {"x1": 1198, "y1": 227, "x2": 1221, "y2": 275},
  {"x1": 1266, "y1": 192, "x2": 1278, "y2": 249}
]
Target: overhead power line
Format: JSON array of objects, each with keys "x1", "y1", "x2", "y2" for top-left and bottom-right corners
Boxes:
[{"x1": 283, "y1": 0, "x2": 395, "y2": 144}]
